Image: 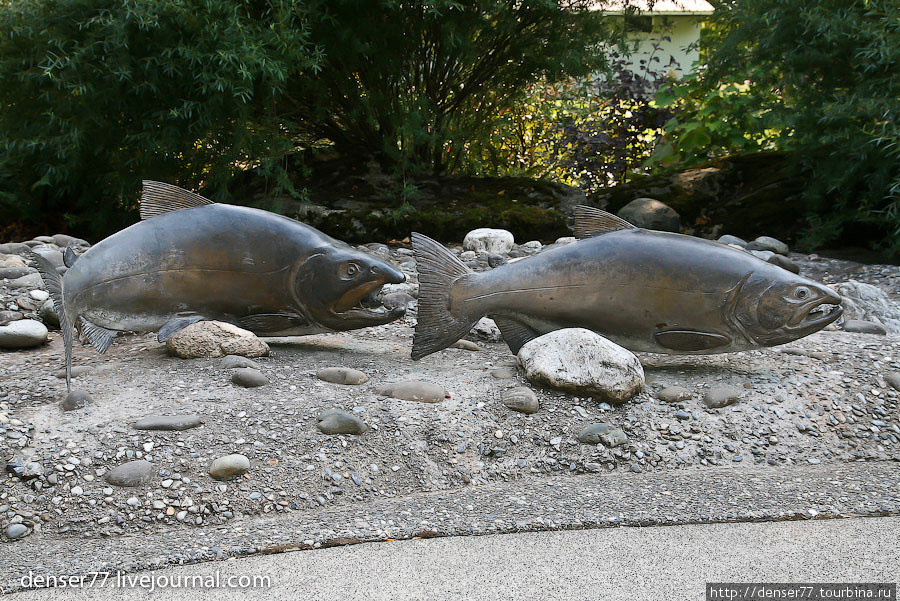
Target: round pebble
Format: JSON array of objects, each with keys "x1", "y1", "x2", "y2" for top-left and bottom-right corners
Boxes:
[
  {"x1": 209, "y1": 454, "x2": 251, "y2": 480},
  {"x1": 375, "y1": 381, "x2": 446, "y2": 403},
  {"x1": 105, "y1": 460, "x2": 153, "y2": 487},
  {"x1": 231, "y1": 368, "x2": 268, "y2": 388},
  {"x1": 61, "y1": 389, "x2": 92, "y2": 411},
  {"x1": 316, "y1": 367, "x2": 369, "y2": 385},
  {"x1": 316, "y1": 410, "x2": 367, "y2": 435},
  {"x1": 501, "y1": 387, "x2": 540, "y2": 414}
]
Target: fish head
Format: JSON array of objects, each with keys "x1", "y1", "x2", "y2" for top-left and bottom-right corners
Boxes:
[
  {"x1": 296, "y1": 246, "x2": 407, "y2": 330},
  {"x1": 731, "y1": 270, "x2": 843, "y2": 346}
]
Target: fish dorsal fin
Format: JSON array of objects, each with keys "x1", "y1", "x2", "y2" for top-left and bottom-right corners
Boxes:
[
  {"x1": 140, "y1": 181, "x2": 214, "y2": 220},
  {"x1": 573, "y1": 205, "x2": 636, "y2": 239}
]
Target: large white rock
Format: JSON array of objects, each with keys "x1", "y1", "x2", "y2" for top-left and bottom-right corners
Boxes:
[
  {"x1": 463, "y1": 228, "x2": 515, "y2": 254},
  {"x1": 0, "y1": 319, "x2": 48, "y2": 349},
  {"x1": 829, "y1": 280, "x2": 900, "y2": 334},
  {"x1": 517, "y1": 328, "x2": 644, "y2": 404},
  {"x1": 165, "y1": 321, "x2": 269, "y2": 359}
]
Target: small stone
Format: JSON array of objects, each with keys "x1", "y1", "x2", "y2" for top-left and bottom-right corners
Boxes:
[
  {"x1": 675, "y1": 410, "x2": 691, "y2": 420},
  {"x1": 717, "y1": 234, "x2": 747, "y2": 247},
  {"x1": 842, "y1": 320, "x2": 887, "y2": 335},
  {"x1": 39, "y1": 299, "x2": 60, "y2": 328},
  {"x1": 0, "y1": 319, "x2": 48, "y2": 349},
  {"x1": 657, "y1": 386, "x2": 692, "y2": 403},
  {"x1": 209, "y1": 454, "x2": 251, "y2": 480},
  {"x1": 555, "y1": 237, "x2": 576, "y2": 246},
  {"x1": 767, "y1": 253, "x2": 800, "y2": 274},
  {"x1": 487, "y1": 254, "x2": 508, "y2": 268},
  {"x1": 490, "y1": 367, "x2": 517, "y2": 379},
  {"x1": 501, "y1": 387, "x2": 540, "y2": 414},
  {"x1": 578, "y1": 423, "x2": 611, "y2": 444},
  {"x1": 166, "y1": 321, "x2": 269, "y2": 359},
  {"x1": 381, "y1": 292, "x2": 414, "y2": 310},
  {"x1": 884, "y1": 372, "x2": 900, "y2": 392},
  {"x1": 0, "y1": 310, "x2": 24, "y2": 326},
  {"x1": 463, "y1": 228, "x2": 514, "y2": 254},
  {"x1": 316, "y1": 367, "x2": 369, "y2": 385},
  {"x1": 132, "y1": 415, "x2": 203, "y2": 431},
  {"x1": 61, "y1": 389, "x2": 92, "y2": 411},
  {"x1": 105, "y1": 460, "x2": 153, "y2": 487},
  {"x1": 703, "y1": 386, "x2": 743, "y2": 409},
  {"x1": 617, "y1": 198, "x2": 680, "y2": 232},
  {"x1": 231, "y1": 368, "x2": 268, "y2": 388},
  {"x1": 8, "y1": 273, "x2": 44, "y2": 289},
  {"x1": 470, "y1": 317, "x2": 502, "y2": 342},
  {"x1": 750, "y1": 236, "x2": 789, "y2": 255},
  {"x1": 6, "y1": 524, "x2": 28, "y2": 540},
  {"x1": 376, "y1": 381, "x2": 446, "y2": 403},
  {"x1": 316, "y1": 410, "x2": 367, "y2": 435},
  {"x1": 451, "y1": 339, "x2": 481, "y2": 351},
  {"x1": 220, "y1": 355, "x2": 260, "y2": 369},
  {"x1": 54, "y1": 365, "x2": 92, "y2": 379}
]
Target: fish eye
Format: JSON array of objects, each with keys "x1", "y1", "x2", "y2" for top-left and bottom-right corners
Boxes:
[
  {"x1": 794, "y1": 286, "x2": 811, "y2": 300},
  {"x1": 339, "y1": 262, "x2": 361, "y2": 279}
]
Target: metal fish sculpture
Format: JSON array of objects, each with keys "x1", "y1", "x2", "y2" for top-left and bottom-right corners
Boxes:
[
  {"x1": 29, "y1": 181, "x2": 407, "y2": 390},
  {"x1": 410, "y1": 205, "x2": 843, "y2": 360}
]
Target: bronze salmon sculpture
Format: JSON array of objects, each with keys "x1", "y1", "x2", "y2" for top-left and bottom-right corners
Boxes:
[
  {"x1": 29, "y1": 181, "x2": 406, "y2": 390},
  {"x1": 410, "y1": 205, "x2": 842, "y2": 360}
]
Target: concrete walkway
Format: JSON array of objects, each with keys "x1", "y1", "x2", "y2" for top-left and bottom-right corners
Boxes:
[{"x1": 8, "y1": 516, "x2": 898, "y2": 600}]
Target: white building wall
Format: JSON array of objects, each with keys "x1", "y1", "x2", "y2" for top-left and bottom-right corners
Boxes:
[{"x1": 620, "y1": 16, "x2": 704, "y2": 78}]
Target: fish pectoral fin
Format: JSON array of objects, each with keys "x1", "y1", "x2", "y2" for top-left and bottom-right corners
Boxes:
[
  {"x1": 573, "y1": 205, "x2": 636, "y2": 239},
  {"x1": 492, "y1": 316, "x2": 539, "y2": 355},
  {"x1": 140, "y1": 181, "x2": 214, "y2": 220},
  {"x1": 157, "y1": 316, "x2": 208, "y2": 343},
  {"x1": 238, "y1": 313, "x2": 308, "y2": 334},
  {"x1": 654, "y1": 330, "x2": 731, "y2": 352},
  {"x1": 79, "y1": 317, "x2": 117, "y2": 354},
  {"x1": 63, "y1": 245, "x2": 79, "y2": 268}
]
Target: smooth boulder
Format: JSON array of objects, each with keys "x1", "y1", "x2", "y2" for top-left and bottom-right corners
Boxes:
[
  {"x1": 376, "y1": 381, "x2": 446, "y2": 403},
  {"x1": 61, "y1": 389, "x2": 92, "y2": 411},
  {"x1": 317, "y1": 367, "x2": 369, "y2": 385},
  {"x1": 231, "y1": 368, "x2": 268, "y2": 388},
  {"x1": 842, "y1": 320, "x2": 887, "y2": 335},
  {"x1": 657, "y1": 386, "x2": 693, "y2": 403},
  {"x1": 132, "y1": 415, "x2": 203, "y2": 431},
  {"x1": 617, "y1": 198, "x2": 680, "y2": 232},
  {"x1": 316, "y1": 410, "x2": 367, "y2": 435},
  {"x1": 165, "y1": 321, "x2": 269, "y2": 359},
  {"x1": 209, "y1": 454, "x2": 250, "y2": 480},
  {"x1": 463, "y1": 228, "x2": 515, "y2": 255},
  {"x1": 517, "y1": 329, "x2": 644, "y2": 404},
  {"x1": 0, "y1": 319, "x2": 48, "y2": 349},
  {"x1": 501, "y1": 387, "x2": 540, "y2": 414},
  {"x1": 105, "y1": 460, "x2": 153, "y2": 487},
  {"x1": 703, "y1": 386, "x2": 743, "y2": 409}
]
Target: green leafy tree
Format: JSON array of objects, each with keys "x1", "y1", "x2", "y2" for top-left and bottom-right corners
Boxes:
[
  {"x1": 650, "y1": 0, "x2": 900, "y2": 251},
  {"x1": 0, "y1": 0, "x2": 319, "y2": 237},
  {"x1": 0, "y1": 0, "x2": 621, "y2": 239}
]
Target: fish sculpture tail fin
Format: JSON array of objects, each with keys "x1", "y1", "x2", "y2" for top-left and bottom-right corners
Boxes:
[
  {"x1": 26, "y1": 251, "x2": 74, "y2": 392},
  {"x1": 410, "y1": 232, "x2": 479, "y2": 361}
]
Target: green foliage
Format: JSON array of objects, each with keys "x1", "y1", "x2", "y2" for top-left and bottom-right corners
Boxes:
[
  {"x1": 0, "y1": 0, "x2": 620, "y2": 239},
  {"x1": 0, "y1": 0, "x2": 319, "y2": 237},
  {"x1": 283, "y1": 0, "x2": 616, "y2": 174},
  {"x1": 650, "y1": 0, "x2": 900, "y2": 251}
]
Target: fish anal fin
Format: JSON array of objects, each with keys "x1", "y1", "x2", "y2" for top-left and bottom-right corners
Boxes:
[
  {"x1": 79, "y1": 317, "x2": 116, "y2": 354},
  {"x1": 63, "y1": 246, "x2": 79, "y2": 268},
  {"x1": 573, "y1": 205, "x2": 636, "y2": 239},
  {"x1": 238, "y1": 313, "x2": 308, "y2": 334},
  {"x1": 654, "y1": 330, "x2": 730, "y2": 352},
  {"x1": 491, "y1": 315, "x2": 539, "y2": 355},
  {"x1": 157, "y1": 316, "x2": 207, "y2": 343},
  {"x1": 140, "y1": 181, "x2": 214, "y2": 221}
]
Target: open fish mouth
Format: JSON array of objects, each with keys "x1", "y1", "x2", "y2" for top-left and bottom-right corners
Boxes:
[
  {"x1": 788, "y1": 294, "x2": 843, "y2": 330},
  {"x1": 332, "y1": 280, "x2": 405, "y2": 319}
]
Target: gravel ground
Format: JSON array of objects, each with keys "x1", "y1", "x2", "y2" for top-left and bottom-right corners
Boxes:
[{"x1": 2, "y1": 237, "x2": 900, "y2": 592}]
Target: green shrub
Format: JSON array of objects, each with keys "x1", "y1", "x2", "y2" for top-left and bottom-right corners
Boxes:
[{"x1": 650, "y1": 0, "x2": 900, "y2": 252}]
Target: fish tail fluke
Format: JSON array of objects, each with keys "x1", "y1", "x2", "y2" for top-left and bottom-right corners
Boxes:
[
  {"x1": 26, "y1": 250, "x2": 74, "y2": 392},
  {"x1": 410, "y1": 232, "x2": 479, "y2": 360}
]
